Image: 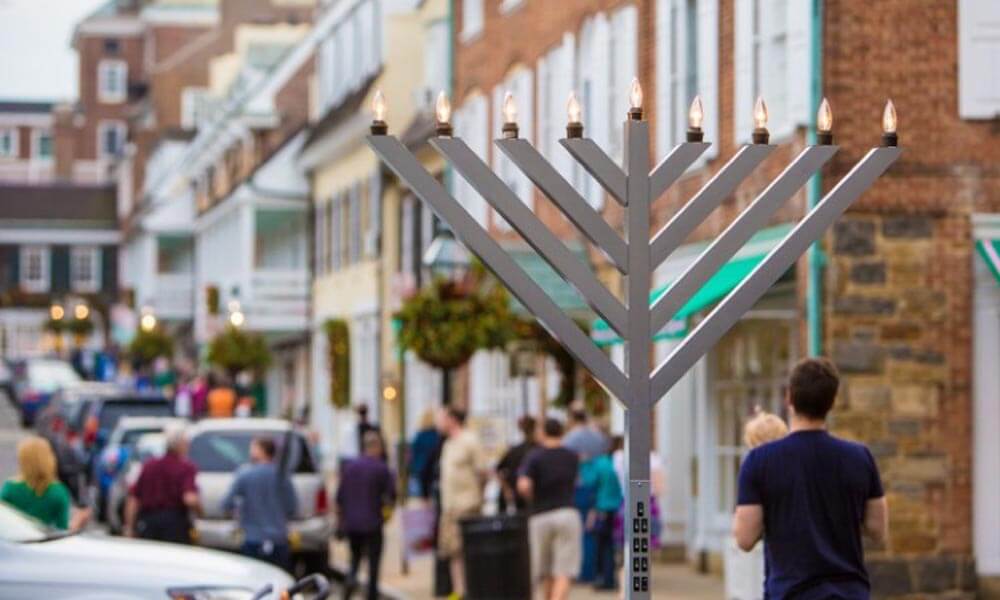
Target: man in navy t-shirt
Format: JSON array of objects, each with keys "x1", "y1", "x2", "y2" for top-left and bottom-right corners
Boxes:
[{"x1": 733, "y1": 357, "x2": 888, "y2": 599}]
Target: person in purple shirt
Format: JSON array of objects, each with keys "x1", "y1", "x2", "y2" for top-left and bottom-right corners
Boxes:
[
  {"x1": 336, "y1": 430, "x2": 396, "y2": 600},
  {"x1": 732, "y1": 357, "x2": 889, "y2": 599}
]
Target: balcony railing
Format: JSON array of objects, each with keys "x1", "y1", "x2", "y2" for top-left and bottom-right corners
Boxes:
[{"x1": 243, "y1": 269, "x2": 309, "y2": 331}]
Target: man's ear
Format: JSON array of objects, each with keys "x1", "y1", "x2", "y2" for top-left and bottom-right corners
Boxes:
[{"x1": 784, "y1": 389, "x2": 794, "y2": 416}]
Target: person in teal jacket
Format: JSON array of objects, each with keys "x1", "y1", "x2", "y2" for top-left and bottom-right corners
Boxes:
[{"x1": 588, "y1": 451, "x2": 623, "y2": 590}]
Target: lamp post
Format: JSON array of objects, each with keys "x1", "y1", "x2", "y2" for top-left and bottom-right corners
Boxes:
[
  {"x1": 367, "y1": 83, "x2": 900, "y2": 598},
  {"x1": 422, "y1": 228, "x2": 471, "y2": 407}
]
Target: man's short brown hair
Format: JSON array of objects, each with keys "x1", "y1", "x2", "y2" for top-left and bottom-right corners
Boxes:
[
  {"x1": 253, "y1": 436, "x2": 277, "y2": 460},
  {"x1": 788, "y1": 357, "x2": 840, "y2": 420}
]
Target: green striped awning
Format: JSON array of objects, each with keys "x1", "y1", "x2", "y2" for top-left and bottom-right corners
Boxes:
[
  {"x1": 592, "y1": 223, "x2": 794, "y2": 347},
  {"x1": 978, "y1": 239, "x2": 1000, "y2": 285}
]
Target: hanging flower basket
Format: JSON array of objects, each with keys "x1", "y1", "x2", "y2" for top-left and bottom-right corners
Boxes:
[
  {"x1": 206, "y1": 325, "x2": 272, "y2": 378},
  {"x1": 324, "y1": 318, "x2": 350, "y2": 408}
]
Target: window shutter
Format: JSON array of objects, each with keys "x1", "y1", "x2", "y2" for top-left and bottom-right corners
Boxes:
[
  {"x1": 589, "y1": 13, "x2": 612, "y2": 209},
  {"x1": 516, "y1": 68, "x2": 535, "y2": 210},
  {"x1": 733, "y1": 0, "x2": 754, "y2": 144},
  {"x1": 536, "y1": 53, "x2": 551, "y2": 158},
  {"x1": 554, "y1": 33, "x2": 575, "y2": 180},
  {"x1": 786, "y1": 0, "x2": 811, "y2": 129},
  {"x1": 491, "y1": 84, "x2": 512, "y2": 231},
  {"x1": 455, "y1": 96, "x2": 489, "y2": 226},
  {"x1": 315, "y1": 201, "x2": 326, "y2": 274},
  {"x1": 655, "y1": 0, "x2": 673, "y2": 156},
  {"x1": 610, "y1": 5, "x2": 638, "y2": 161},
  {"x1": 368, "y1": 170, "x2": 381, "y2": 257},
  {"x1": 960, "y1": 0, "x2": 1000, "y2": 118},
  {"x1": 698, "y1": 0, "x2": 720, "y2": 159}
]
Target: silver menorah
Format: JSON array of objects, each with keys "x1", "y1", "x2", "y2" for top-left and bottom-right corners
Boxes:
[{"x1": 367, "y1": 85, "x2": 901, "y2": 598}]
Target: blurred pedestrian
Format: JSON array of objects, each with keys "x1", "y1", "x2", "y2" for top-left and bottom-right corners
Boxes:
[
  {"x1": 337, "y1": 431, "x2": 396, "y2": 600},
  {"x1": 438, "y1": 407, "x2": 486, "y2": 598},
  {"x1": 408, "y1": 409, "x2": 440, "y2": 499},
  {"x1": 174, "y1": 375, "x2": 193, "y2": 419},
  {"x1": 356, "y1": 404, "x2": 380, "y2": 456},
  {"x1": 588, "y1": 447, "x2": 623, "y2": 591},
  {"x1": 495, "y1": 415, "x2": 537, "y2": 514},
  {"x1": 191, "y1": 372, "x2": 209, "y2": 419},
  {"x1": 124, "y1": 425, "x2": 200, "y2": 543},
  {"x1": 222, "y1": 436, "x2": 298, "y2": 569},
  {"x1": 1, "y1": 436, "x2": 89, "y2": 530},
  {"x1": 207, "y1": 374, "x2": 236, "y2": 418},
  {"x1": 517, "y1": 418, "x2": 580, "y2": 600},
  {"x1": 563, "y1": 409, "x2": 607, "y2": 582}
]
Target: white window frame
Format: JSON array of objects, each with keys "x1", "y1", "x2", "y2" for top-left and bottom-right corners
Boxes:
[
  {"x1": 959, "y1": 0, "x2": 1000, "y2": 119},
  {"x1": 19, "y1": 245, "x2": 50, "y2": 293},
  {"x1": 656, "y1": 0, "x2": 719, "y2": 161},
  {"x1": 98, "y1": 59, "x2": 128, "y2": 104},
  {"x1": 608, "y1": 5, "x2": 638, "y2": 162},
  {"x1": 453, "y1": 93, "x2": 490, "y2": 226},
  {"x1": 97, "y1": 120, "x2": 127, "y2": 159},
  {"x1": 31, "y1": 128, "x2": 53, "y2": 161},
  {"x1": 70, "y1": 246, "x2": 102, "y2": 294},
  {"x1": 734, "y1": 0, "x2": 809, "y2": 143},
  {"x1": 491, "y1": 66, "x2": 535, "y2": 230},
  {"x1": 461, "y1": 0, "x2": 484, "y2": 42},
  {"x1": 500, "y1": 0, "x2": 525, "y2": 14},
  {"x1": 0, "y1": 127, "x2": 18, "y2": 158},
  {"x1": 577, "y1": 14, "x2": 611, "y2": 210}
]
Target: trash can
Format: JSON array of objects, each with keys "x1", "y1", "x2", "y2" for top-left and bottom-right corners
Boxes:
[{"x1": 461, "y1": 514, "x2": 531, "y2": 599}]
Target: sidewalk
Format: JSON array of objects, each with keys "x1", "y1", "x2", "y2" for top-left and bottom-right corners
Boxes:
[{"x1": 330, "y1": 509, "x2": 724, "y2": 600}]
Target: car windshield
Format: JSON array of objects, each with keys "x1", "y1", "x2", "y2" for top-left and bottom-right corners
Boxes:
[
  {"x1": 189, "y1": 430, "x2": 314, "y2": 473},
  {"x1": 27, "y1": 361, "x2": 81, "y2": 393},
  {"x1": 0, "y1": 502, "x2": 55, "y2": 543},
  {"x1": 120, "y1": 427, "x2": 163, "y2": 447},
  {"x1": 98, "y1": 400, "x2": 172, "y2": 432}
]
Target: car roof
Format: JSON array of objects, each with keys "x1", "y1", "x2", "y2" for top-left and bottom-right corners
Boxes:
[
  {"x1": 113, "y1": 416, "x2": 186, "y2": 431},
  {"x1": 188, "y1": 417, "x2": 294, "y2": 434}
]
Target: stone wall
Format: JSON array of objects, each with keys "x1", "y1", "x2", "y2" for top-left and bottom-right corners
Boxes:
[{"x1": 829, "y1": 213, "x2": 975, "y2": 599}]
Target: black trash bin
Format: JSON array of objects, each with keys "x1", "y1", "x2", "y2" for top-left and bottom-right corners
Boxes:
[{"x1": 461, "y1": 513, "x2": 532, "y2": 600}]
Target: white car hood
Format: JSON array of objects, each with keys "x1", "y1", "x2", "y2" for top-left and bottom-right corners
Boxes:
[{"x1": 0, "y1": 533, "x2": 293, "y2": 598}]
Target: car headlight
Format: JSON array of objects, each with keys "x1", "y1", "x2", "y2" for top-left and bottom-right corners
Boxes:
[{"x1": 166, "y1": 587, "x2": 256, "y2": 600}]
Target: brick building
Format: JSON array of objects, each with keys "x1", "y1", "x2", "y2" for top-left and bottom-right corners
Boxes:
[{"x1": 452, "y1": 0, "x2": 1000, "y2": 597}]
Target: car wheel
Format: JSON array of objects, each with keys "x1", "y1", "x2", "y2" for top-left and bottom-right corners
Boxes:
[{"x1": 294, "y1": 550, "x2": 330, "y2": 578}]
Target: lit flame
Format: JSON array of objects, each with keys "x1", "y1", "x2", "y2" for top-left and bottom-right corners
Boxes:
[
  {"x1": 503, "y1": 91, "x2": 517, "y2": 124},
  {"x1": 629, "y1": 77, "x2": 643, "y2": 110},
  {"x1": 753, "y1": 96, "x2": 768, "y2": 129},
  {"x1": 50, "y1": 304, "x2": 64, "y2": 320},
  {"x1": 882, "y1": 99, "x2": 896, "y2": 134},
  {"x1": 372, "y1": 90, "x2": 386, "y2": 121},
  {"x1": 436, "y1": 91, "x2": 452, "y2": 124},
  {"x1": 74, "y1": 304, "x2": 89, "y2": 320},
  {"x1": 567, "y1": 91, "x2": 582, "y2": 123},
  {"x1": 688, "y1": 95, "x2": 704, "y2": 129},
  {"x1": 817, "y1": 97, "x2": 832, "y2": 133}
]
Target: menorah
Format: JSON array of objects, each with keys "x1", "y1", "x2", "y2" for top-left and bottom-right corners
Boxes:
[{"x1": 367, "y1": 82, "x2": 901, "y2": 598}]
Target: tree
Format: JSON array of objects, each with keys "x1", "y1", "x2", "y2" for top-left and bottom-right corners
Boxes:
[
  {"x1": 127, "y1": 328, "x2": 174, "y2": 369},
  {"x1": 206, "y1": 325, "x2": 272, "y2": 379}
]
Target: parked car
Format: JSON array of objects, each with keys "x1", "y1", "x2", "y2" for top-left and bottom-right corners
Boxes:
[
  {"x1": 106, "y1": 432, "x2": 167, "y2": 535},
  {"x1": 0, "y1": 500, "x2": 297, "y2": 599},
  {"x1": 99, "y1": 418, "x2": 185, "y2": 528},
  {"x1": 186, "y1": 418, "x2": 330, "y2": 576},
  {"x1": 10, "y1": 358, "x2": 82, "y2": 426},
  {"x1": 78, "y1": 395, "x2": 174, "y2": 518}
]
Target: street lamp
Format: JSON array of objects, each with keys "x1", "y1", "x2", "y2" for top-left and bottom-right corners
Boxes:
[
  {"x1": 140, "y1": 307, "x2": 157, "y2": 332},
  {"x1": 50, "y1": 304, "x2": 65, "y2": 321},
  {"x1": 422, "y1": 229, "x2": 471, "y2": 283},
  {"x1": 74, "y1": 304, "x2": 90, "y2": 321}
]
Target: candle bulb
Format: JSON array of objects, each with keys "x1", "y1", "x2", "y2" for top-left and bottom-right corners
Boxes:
[
  {"x1": 687, "y1": 95, "x2": 704, "y2": 142},
  {"x1": 752, "y1": 96, "x2": 769, "y2": 144},
  {"x1": 370, "y1": 90, "x2": 387, "y2": 135},
  {"x1": 881, "y1": 99, "x2": 897, "y2": 147},
  {"x1": 816, "y1": 97, "x2": 833, "y2": 145},
  {"x1": 435, "y1": 91, "x2": 453, "y2": 137},
  {"x1": 566, "y1": 91, "x2": 583, "y2": 138},
  {"x1": 502, "y1": 91, "x2": 519, "y2": 139},
  {"x1": 629, "y1": 77, "x2": 643, "y2": 120}
]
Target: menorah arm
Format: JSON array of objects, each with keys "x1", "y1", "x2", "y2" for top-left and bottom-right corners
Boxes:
[
  {"x1": 651, "y1": 145, "x2": 775, "y2": 266},
  {"x1": 367, "y1": 135, "x2": 629, "y2": 400},
  {"x1": 648, "y1": 142, "x2": 711, "y2": 200},
  {"x1": 431, "y1": 137, "x2": 628, "y2": 337},
  {"x1": 559, "y1": 138, "x2": 627, "y2": 205},
  {"x1": 495, "y1": 138, "x2": 628, "y2": 273},
  {"x1": 650, "y1": 146, "x2": 902, "y2": 401},
  {"x1": 649, "y1": 145, "x2": 837, "y2": 333}
]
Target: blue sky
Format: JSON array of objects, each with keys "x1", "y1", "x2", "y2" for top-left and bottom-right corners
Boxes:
[{"x1": 0, "y1": 0, "x2": 108, "y2": 101}]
